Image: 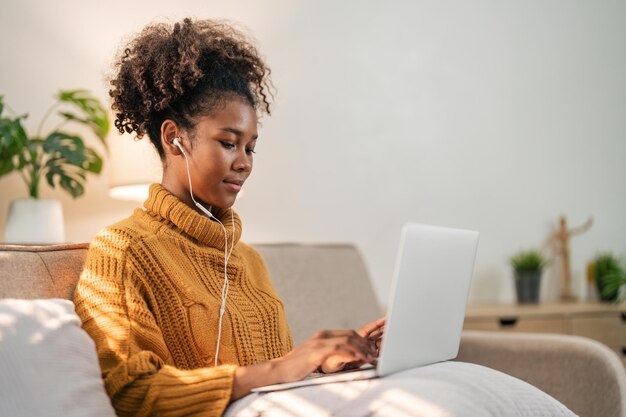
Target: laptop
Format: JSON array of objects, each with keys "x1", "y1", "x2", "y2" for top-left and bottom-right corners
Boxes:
[{"x1": 252, "y1": 223, "x2": 480, "y2": 393}]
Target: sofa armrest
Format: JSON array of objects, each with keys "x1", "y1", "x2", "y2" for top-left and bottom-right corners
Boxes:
[{"x1": 456, "y1": 330, "x2": 626, "y2": 417}]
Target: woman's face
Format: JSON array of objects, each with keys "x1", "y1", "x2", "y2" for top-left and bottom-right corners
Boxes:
[{"x1": 163, "y1": 98, "x2": 258, "y2": 210}]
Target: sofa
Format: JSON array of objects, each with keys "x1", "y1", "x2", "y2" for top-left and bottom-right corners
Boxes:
[{"x1": 0, "y1": 243, "x2": 625, "y2": 417}]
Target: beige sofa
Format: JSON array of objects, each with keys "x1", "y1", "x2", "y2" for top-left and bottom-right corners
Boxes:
[{"x1": 1, "y1": 243, "x2": 625, "y2": 417}]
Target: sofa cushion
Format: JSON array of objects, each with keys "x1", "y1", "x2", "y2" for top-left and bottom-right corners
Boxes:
[
  {"x1": 0, "y1": 244, "x2": 88, "y2": 300},
  {"x1": 0, "y1": 298, "x2": 116, "y2": 417}
]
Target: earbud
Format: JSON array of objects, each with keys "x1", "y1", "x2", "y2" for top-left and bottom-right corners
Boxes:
[{"x1": 173, "y1": 137, "x2": 183, "y2": 152}]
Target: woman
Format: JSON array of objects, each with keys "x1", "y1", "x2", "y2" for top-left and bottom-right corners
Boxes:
[{"x1": 74, "y1": 18, "x2": 384, "y2": 417}]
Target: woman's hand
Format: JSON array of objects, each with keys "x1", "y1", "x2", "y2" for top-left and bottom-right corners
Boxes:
[
  {"x1": 279, "y1": 318, "x2": 386, "y2": 377},
  {"x1": 231, "y1": 319, "x2": 386, "y2": 400},
  {"x1": 233, "y1": 328, "x2": 376, "y2": 399},
  {"x1": 328, "y1": 317, "x2": 386, "y2": 372},
  {"x1": 360, "y1": 317, "x2": 385, "y2": 349},
  {"x1": 274, "y1": 329, "x2": 378, "y2": 380}
]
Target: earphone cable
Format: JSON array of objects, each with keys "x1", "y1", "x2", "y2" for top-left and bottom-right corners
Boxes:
[{"x1": 176, "y1": 137, "x2": 235, "y2": 367}]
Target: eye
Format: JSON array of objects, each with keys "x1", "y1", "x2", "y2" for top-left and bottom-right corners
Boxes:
[
  {"x1": 220, "y1": 141, "x2": 235, "y2": 150},
  {"x1": 246, "y1": 148, "x2": 256, "y2": 155}
]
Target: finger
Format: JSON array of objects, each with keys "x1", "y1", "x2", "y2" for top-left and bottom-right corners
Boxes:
[
  {"x1": 342, "y1": 360, "x2": 365, "y2": 371},
  {"x1": 366, "y1": 326, "x2": 384, "y2": 341},
  {"x1": 322, "y1": 333, "x2": 373, "y2": 360},
  {"x1": 359, "y1": 317, "x2": 386, "y2": 337},
  {"x1": 325, "y1": 333, "x2": 376, "y2": 362},
  {"x1": 323, "y1": 344, "x2": 363, "y2": 372},
  {"x1": 314, "y1": 329, "x2": 364, "y2": 340},
  {"x1": 317, "y1": 330, "x2": 377, "y2": 357},
  {"x1": 321, "y1": 336, "x2": 382, "y2": 373},
  {"x1": 359, "y1": 318, "x2": 384, "y2": 336},
  {"x1": 346, "y1": 336, "x2": 377, "y2": 361}
]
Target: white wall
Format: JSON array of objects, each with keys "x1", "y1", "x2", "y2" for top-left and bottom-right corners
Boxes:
[{"x1": 1, "y1": 0, "x2": 625, "y2": 306}]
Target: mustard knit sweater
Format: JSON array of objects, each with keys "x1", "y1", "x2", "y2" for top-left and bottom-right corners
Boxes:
[{"x1": 74, "y1": 184, "x2": 293, "y2": 417}]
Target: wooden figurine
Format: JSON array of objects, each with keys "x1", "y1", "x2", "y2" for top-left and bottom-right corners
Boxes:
[{"x1": 551, "y1": 215, "x2": 593, "y2": 302}]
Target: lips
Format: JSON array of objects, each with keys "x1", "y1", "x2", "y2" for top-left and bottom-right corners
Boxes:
[{"x1": 223, "y1": 178, "x2": 244, "y2": 193}]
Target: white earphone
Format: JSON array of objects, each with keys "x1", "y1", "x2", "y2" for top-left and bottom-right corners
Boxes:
[
  {"x1": 174, "y1": 137, "x2": 216, "y2": 219},
  {"x1": 173, "y1": 136, "x2": 234, "y2": 367}
]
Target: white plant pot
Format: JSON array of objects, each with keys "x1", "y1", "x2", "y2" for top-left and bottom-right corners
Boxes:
[{"x1": 4, "y1": 199, "x2": 65, "y2": 244}]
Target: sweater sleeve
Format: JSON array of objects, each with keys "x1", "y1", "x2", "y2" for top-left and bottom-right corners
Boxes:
[{"x1": 74, "y1": 232, "x2": 236, "y2": 417}]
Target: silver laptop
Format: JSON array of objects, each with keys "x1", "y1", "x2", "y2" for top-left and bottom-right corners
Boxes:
[{"x1": 252, "y1": 223, "x2": 479, "y2": 393}]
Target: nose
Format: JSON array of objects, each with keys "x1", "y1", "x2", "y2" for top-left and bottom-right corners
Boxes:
[{"x1": 233, "y1": 151, "x2": 252, "y2": 173}]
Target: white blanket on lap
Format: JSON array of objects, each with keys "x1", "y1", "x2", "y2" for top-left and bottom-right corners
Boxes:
[{"x1": 226, "y1": 361, "x2": 576, "y2": 417}]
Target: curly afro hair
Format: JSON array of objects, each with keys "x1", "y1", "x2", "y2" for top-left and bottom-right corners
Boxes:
[{"x1": 109, "y1": 18, "x2": 272, "y2": 157}]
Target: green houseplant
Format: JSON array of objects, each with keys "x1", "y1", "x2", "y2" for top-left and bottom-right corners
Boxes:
[
  {"x1": 510, "y1": 249, "x2": 549, "y2": 304},
  {"x1": 0, "y1": 90, "x2": 109, "y2": 198},
  {"x1": 0, "y1": 90, "x2": 109, "y2": 244},
  {"x1": 592, "y1": 253, "x2": 626, "y2": 302}
]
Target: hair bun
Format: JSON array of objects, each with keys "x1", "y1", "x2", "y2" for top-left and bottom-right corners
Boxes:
[{"x1": 109, "y1": 18, "x2": 272, "y2": 157}]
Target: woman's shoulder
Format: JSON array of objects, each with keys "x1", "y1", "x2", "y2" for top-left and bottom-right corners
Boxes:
[
  {"x1": 236, "y1": 241, "x2": 262, "y2": 260},
  {"x1": 87, "y1": 209, "x2": 156, "y2": 260}
]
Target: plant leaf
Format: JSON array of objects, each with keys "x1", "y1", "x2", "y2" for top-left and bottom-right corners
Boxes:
[
  {"x1": 0, "y1": 112, "x2": 30, "y2": 179},
  {"x1": 0, "y1": 158, "x2": 14, "y2": 176},
  {"x1": 58, "y1": 111, "x2": 89, "y2": 125},
  {"x1": 16, "y1": 138, "x2": 43, "y2": 172},
  {"x1": 44, "y1": 156, "x2": 86, "y2": 198},
  {"x1": 0, "y1": 115, "x2": 29, "y2": 157},
  {"x1": 43, "y1": 132, "x2": 87, "y2": 167},
  {"x1": 1, "y1": 92, "x2": 107, "y2": 198},
  {"x1": 83, "y1": 147, "x2": 103, "y2": 174},
  {"x1": 510, "y1": 249, "x2": 549, "y2": 271},
  {"x1": 600, "y1": 272, "x2": 626, "y2": 298},
  {"x1": 60, "y1": 174, "x2": 84, "y2": 198},
  {"x1": 56, "y1": 90, "x2": 109, "y2": 149},
  {"x1": 42, "y1": 131, "x2": 104, "y2": 198}
]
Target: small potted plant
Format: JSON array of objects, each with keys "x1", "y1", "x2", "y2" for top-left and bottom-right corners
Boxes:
[
  {"x1": 592, "y1": 253, "x2": 626, "y2": 302},
  {"x1": 510, "y1": 249, "x2": 549, "y2": 304},
  {"x1": 0, "y1": 90, "x2": 109, "y2": 243}
]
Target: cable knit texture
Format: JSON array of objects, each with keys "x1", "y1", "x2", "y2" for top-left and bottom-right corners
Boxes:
[{"x1": 74, "y1": 183, "x2": 293, "y2": 417}]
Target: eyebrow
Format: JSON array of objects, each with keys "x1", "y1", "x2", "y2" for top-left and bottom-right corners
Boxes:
[{"x1": 220, "y1": 127, "x2": 258, "y2": 140}]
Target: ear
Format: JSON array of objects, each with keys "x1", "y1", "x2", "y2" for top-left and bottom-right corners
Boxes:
[{"x1": 161, "y1": 119, "x2": 183, "y2": 156}]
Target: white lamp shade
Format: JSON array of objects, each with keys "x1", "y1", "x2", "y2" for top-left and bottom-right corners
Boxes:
[
  {"x1": 4, "y1": 199, "x2": 65, "y2": 244},
  {"x1": 108, "y1": 134, "x2": 163, "y2": 202}
]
